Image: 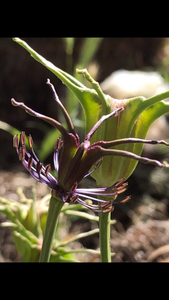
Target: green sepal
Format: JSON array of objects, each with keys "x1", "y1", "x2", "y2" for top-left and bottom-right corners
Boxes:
[{"x1": 92, "y1": 96, "x2": 169, "y2": 186}]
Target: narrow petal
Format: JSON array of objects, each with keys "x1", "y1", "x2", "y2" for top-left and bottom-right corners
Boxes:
[
  {"x1": 46, "y1": 79, "x2": 75, "y2": 135},
  {"x1": 76, "y1": 187, "x2": 117, "y2": 196},
  {"x1": 53, "y1": 138, "x2": 62, "y2": 175},
  {"x1": 84, "y1": 145, "x2": 165, "y2": 168},
  {"x1": 83, "y1": 158, "x2": 103, "y2": 178},
  {"x1": 99, "y1": 148, "x2": 165, "y2": 167},
  {"x1": 77, "y1": 198, "x2": 106, "y2": 213},
  {"x1": 74, "y1": 192, "x2": 114, "y2": 203},
  {"x1": 92, "y1": 137, "x2": 169, "y2": 149},
  {"x1": 11, "y1": 98, "x2": 68, "y2": 138},
  {"x1": 84, "y1": 108, "x2": 123, "y2": 141}
]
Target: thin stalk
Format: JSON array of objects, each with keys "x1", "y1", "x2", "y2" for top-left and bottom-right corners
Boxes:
[
  {"x1": 99, "y1": 211, "x2": 111, "y2": 262},
  {"x1": 39, "y1": 194, "x2": 64, "y2": 262},
  {"x1": 56, "y1": 228, "x2": 99, "y2": 248}
]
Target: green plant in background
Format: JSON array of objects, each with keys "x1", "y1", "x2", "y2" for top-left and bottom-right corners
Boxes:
[
  {"x1": 2, "y1": 38, "x2": 169, "y2": 262},
  {"x1": 63, "y1": 38, "x2": 102, "y2": 120},
  {"x1": 1, "y1": 187, "x2": 112, "y2": 262}
]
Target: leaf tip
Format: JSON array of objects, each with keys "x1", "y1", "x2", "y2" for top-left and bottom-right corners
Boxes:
[{"x1": 12, "y1": 37, "x2": 20, "y2": 42}]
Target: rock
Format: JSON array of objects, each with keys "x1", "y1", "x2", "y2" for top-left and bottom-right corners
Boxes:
[
  {"x1": 100, "y1": 69, "x2": 169, "y2": 154},
  {"x1": 100, "y1": 69, "x2": 169, "y2": 99}
]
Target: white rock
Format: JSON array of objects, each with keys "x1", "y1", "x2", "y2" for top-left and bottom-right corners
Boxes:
[
  {"x1": 100, "y1": 69, "x2": 169, "y2": 154},
  {"x1": 100, "y1": 69, "x2": 169, "y2": 99}
]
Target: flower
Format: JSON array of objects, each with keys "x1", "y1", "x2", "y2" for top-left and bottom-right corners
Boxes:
[
  {"x1": 12, "y1": 38, "x2": 169, "y2": 187},
  {"x1": 11, "y1": 79, "x2": 169, "y2": 213}
]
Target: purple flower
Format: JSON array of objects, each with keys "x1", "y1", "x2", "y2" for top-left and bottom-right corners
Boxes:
[{"x1": 12, "y1": 79, "x2": 169, "y2": 213}]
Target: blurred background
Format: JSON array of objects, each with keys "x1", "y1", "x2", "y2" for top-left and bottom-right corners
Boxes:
[
  {"x1": 1, "y1": 37, "x2": 169, "y2": 169},
  {"x1": 1, "y1": 37, "x2": 169, "y2": 262}
]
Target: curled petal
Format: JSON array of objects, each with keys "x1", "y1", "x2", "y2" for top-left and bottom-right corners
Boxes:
[
  {"x1": 83, "y1": 144, "x2": 165, "y2": 169},
  {"x1": 84, "y1": 108, "x2": 123, "y2": 142},
  {"x1": 76, "y1": 198, "x2": 107, "y2": 213},
  {"x1": 11, "y1": 98, "x2": 68, "y2": 138},
  {"x1": 83, "y1": 158, "x2": 103, "y2": 178},
  {"x1": 46, "y1": 79, "x2": 75, "y2": 134},
  {"x1": 93, "y1": 137, "x2": 169, "y2": 149},
  {"x1": 98, "y1": 147, "x2": 165, "y2": 168}
]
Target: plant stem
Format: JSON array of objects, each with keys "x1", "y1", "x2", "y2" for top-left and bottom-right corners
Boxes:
[
  {"x1": 39, "y1": 194, "x2": 64, "y2": 262},
  {"x1": 99, "y1": 211, "x2": 111, "y2": 262}
]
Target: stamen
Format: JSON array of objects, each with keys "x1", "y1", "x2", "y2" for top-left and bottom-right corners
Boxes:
[
  {"x1": 20, "y1": 131, "x2": 26, "y2": 146},
  {"x1": 120, "y1": 195, "x2": 131, "y2": 203},
  {"x1": 19, "y1": 146, "x2": 25, "y2": 161},
  {"x1": 55, "y1": 137, "x2": 63, "y2": 150},
  {"x1": 64, "y1": 182, "x2": 78, "y2": 202},
  {"x1": 113, "y1": 195, "x2": 131, "y2": 205},
  {"x1": 114, "y1": 178, "x2": 125, "y2": 188},
  {"x1": 45, "y1": 164, "x2": 51, "y2": 175},
  {"x1": 69, "y1": 195, "x2": 78, "y2": 204},
  {"x1": 100, "y1": 201, "x2": 112, "y2": 209},
  {"x1": 36, "y1": 161, "x2": 43, "y2": 175},
  {"x1": 13, "y1": 134, "x2": 19, "y2": 148},
  {"x1": 28, "y1": 134, "x2": 33, "y2": 148},
  {"x1": 116, "y1": 183, "x2": 128, "y2": 194},
  {"x1": 103, "y1": 206, "x2": 114, "y2": 213},
  {"x1": 71, "y1": 182, "x2": 78, "y2": 192},
  {"x1": 28, "y1": 156, "x2": 33, "y2": 169}
]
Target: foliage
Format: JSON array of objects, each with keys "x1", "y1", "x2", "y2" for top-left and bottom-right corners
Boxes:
[{"x1": 0, "y1": 187, "x2": 114, "y2": 262}]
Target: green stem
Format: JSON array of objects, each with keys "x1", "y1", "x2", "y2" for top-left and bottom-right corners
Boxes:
[
  {"x1": 39, "y1": 194, "x2": 64, "y2": 262},
  {"x1": 99, "y1": 211, "x2": 111, "y2": 262}
]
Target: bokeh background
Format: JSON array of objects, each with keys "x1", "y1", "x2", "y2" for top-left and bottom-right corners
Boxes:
[{"x1": 1, "y1": 37, "x2": 169, "y2": 262}]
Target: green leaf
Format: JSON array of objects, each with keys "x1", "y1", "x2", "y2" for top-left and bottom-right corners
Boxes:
[
  {"x1": 13, "y1": 231, "x2": 41, "y2": 262},
  {"x1": 0, "y1": 197, "x2": 39, "y2": 245},
  {"x1": 75, "y1": 38, "x2": 103, "y2": 71},
  {"x1": 13, "y1": 38, "x2": 106, "y2": 135},
  {"x1": 63, "y1": 37, "x2": 75, "y2": 56},
  {"x1": 0, "y1": 120, "x2": 21, "y2": 136},
  {"x1": 123, "y1": 100, "x2": 169, "y2": 180},
  {"x1": 38, "y1": 127, "x2": 61, "y2": 162}
]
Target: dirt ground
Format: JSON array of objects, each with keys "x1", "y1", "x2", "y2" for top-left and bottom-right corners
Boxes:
[{"x1": 1, "y1": 160, "x2": 169, "y2": 262}]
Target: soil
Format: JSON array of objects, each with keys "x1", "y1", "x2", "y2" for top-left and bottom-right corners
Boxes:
[{"x1": 1, "y1": 160, "x2": 169, "y2": 262}]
